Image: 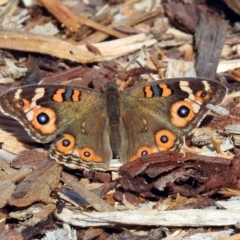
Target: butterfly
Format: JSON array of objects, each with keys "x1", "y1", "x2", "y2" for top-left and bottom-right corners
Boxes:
[{"x1": 0, "y1": 78, "x2": 227, "y2": 170}]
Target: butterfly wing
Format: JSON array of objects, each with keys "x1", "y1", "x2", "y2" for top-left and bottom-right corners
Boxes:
[
  {"x1": 119, "y1": 78, "x2": 227, "y2": 162},
  {"x1": 0, "y1": 78, "x2": 228, "y2": 169},
  {"x1": 0, "y1": 85, "x2": 112, "y2": 169}
]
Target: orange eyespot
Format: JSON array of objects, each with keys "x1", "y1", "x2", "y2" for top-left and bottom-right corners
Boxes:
[
  {"x1": 130, "y1": 146, "x2": 154, "y2": 161},
  {"x1": 195, "y1": 91, "x2": 210, "y2": 103},
  {"x1": 13, "y1": 98, "x2": 31, "y2": 111},
  {"x1": 78, "y1": 147, "x2": 102, "y2": 163},
  {"x1": 56, "y1": 134, "x2": 76, "y2": 154},
  {"x1": 155, "y1": 130, "x2": 176, "y2": 150},
  {"x1": 170, "y1": 101, "x2": 195, "y2": 127},
  {"x1": 32, "y1": 107, "x2": 57, "y2": 134}
]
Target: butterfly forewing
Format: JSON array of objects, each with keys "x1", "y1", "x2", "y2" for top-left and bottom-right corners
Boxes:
[
  {"x1": 119, "y1": 78, "x2": 227, "y2": 162},
  {"x1": 0, "y1": 85, "x2": 112, "y2": 169}
]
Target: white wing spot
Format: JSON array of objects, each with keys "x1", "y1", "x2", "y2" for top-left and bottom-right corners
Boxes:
[
  {"x1": 14, "y1": 89, "x2": 22, "y2": 100},
  {"x1": 202, "y1": 81, "x2": 211, "y2": 91}
]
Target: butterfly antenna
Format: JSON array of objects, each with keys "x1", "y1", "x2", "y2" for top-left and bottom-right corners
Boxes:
[{"x1": 69, "y1": 50, "x2": 89, "y2": 69}]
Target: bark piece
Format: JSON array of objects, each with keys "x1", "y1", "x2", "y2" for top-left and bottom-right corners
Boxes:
[
  {"x1": 84, "y1": 170, "x2": 112, "y2": 183},
  {"x1": 119, "y1": 151, "x2": 184, "y2": 178},
  {"x1": 164, "y1": 2, "x2": 199, "y2": 33},
  {"x1": 8, "y1": 160, "x2": 62, "y2": 207},
  {"x1": 11, "y1": 149, "x2": 48, "y2": 169},
  {"x1": 118, "y1": 152, "x2": 236, "y2": 200},
  {"x1": 195, "y1": 14, "x2": 228, "y2": 78}
]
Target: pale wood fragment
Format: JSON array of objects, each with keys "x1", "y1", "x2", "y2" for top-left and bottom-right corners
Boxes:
[
  {"x1": 24, "y1": 203, "x2": 56, "y2": 226},
  {"x1": 217, "y1": 195, "x2": 240, "y2": 210},
  {"x1": 164, "y1": 59, "x2": 195, "y2": 78},
  {"x1": 81, "y1": 9, "x2": 162, "y2": 44},
  {"x1": 0, "y1": 167, "x2": 32, "y2": 183},
  {"x1": 0, "y1": 30, "x2": 156, "y2": 62},
  {"x1": 1, "y1": 134, "x2": 32, "y2": 154},
  {"x1": 221, "y1": 233, "x2": 240, "y2": 240},
  {"x1": 0, "y1": 58, "x2": 27, "y2": 79},
  {"x1": 42, "y1": 223, "x2": 77, "y2": 240},
  {"x1": 84, "y1": 35, "x2": 156, "y2": 61},
  {"x1": 158, "y1": 37, "x2": 193, "y2": 48},
  {"x1": 223, "y1": 0, "x2": 240, "y2": 16},
  {"x1": 0, "y1": 29, "x2": 95, "y2": 63},
  {"x1": 0, "y1": 0, "x2": 10, "y2": 6},
  {"x1": 76, "y1": 15, "x2": 126, "y2": 39},
  {"x1": 56, "y1": 208, "x2": 240, "y2": 227},
  {"x1": 183, "y1": 229, "x2": 233, "y2": 240},
  {"x1": 218, "y1": 188, "x2": 240, "y2": 197},
  {"x1": 162, "y1": 230, "x2": 188, "y2": 240},
  {"x1": 0, "y1": 0, "x2": 19, "y2": 19},
  {"x1": 0, "y1": 156, "x2": 15, "y2": 174},
  {"x1": 0, "y1": 149, "x2": 16, "y2": 163},
  {"x1": 79, "y1": 33, "x2": 149, "y2": 50},
  {"x1": 0, "y1": 181, "x2": 15, "y2": 208},
  {"x1": 39, "y1": 0, "x2": 125, "y2": 38},
  {"x1": 9, "y1": 203, "x2": 44, "y2": 219},
  {"x1": 217, "y1": 59, "x2": 240, "y2": 73}
]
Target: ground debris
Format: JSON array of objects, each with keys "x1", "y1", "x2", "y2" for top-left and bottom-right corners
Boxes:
[{"x1": 0, "y1": 0, "x2": 240, "y2": 239}]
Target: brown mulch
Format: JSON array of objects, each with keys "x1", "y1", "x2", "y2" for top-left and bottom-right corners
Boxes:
[{"x1": 0, "y1": 0, "x2": 240, "y2": 239}]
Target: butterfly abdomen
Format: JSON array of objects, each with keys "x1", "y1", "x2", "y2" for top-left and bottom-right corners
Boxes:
[{"x1": 105, "y1": 82, "x2": 121, "y2": 158}]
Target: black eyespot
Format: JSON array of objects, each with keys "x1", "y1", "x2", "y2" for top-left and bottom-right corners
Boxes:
[
  {"x1": 62, "y1": 139, "x2": 70, "y2": 147},
  {"x1": 37, "y1": 112, "x2": 50, "y2": 125},
  {"x1": 200, "y1": 91, "x2": 207, "y2": 98},
  {"x1": 141, "y1": 150, "x2": 148, "y2": 156},
  {"x1": 84, "y1": 151, "x2": 91, "y2": 157},
  {"x1": 18, "y1": 100, "x2": 24, "y2": 106},
  {"x1": 177, "y1": 106, "x2": 190, "y2": 118},
  {"x1": 160, "y1": 135, "x2": 168, "y2": 143}
]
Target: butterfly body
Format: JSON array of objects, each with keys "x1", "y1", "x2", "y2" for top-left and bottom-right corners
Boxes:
[
  {"x1": 0, "y1": 78, "x2": 227, "y2": 170},
  {"x1": 106, "y1": 82, "x2": 121, "y2": 158}
]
